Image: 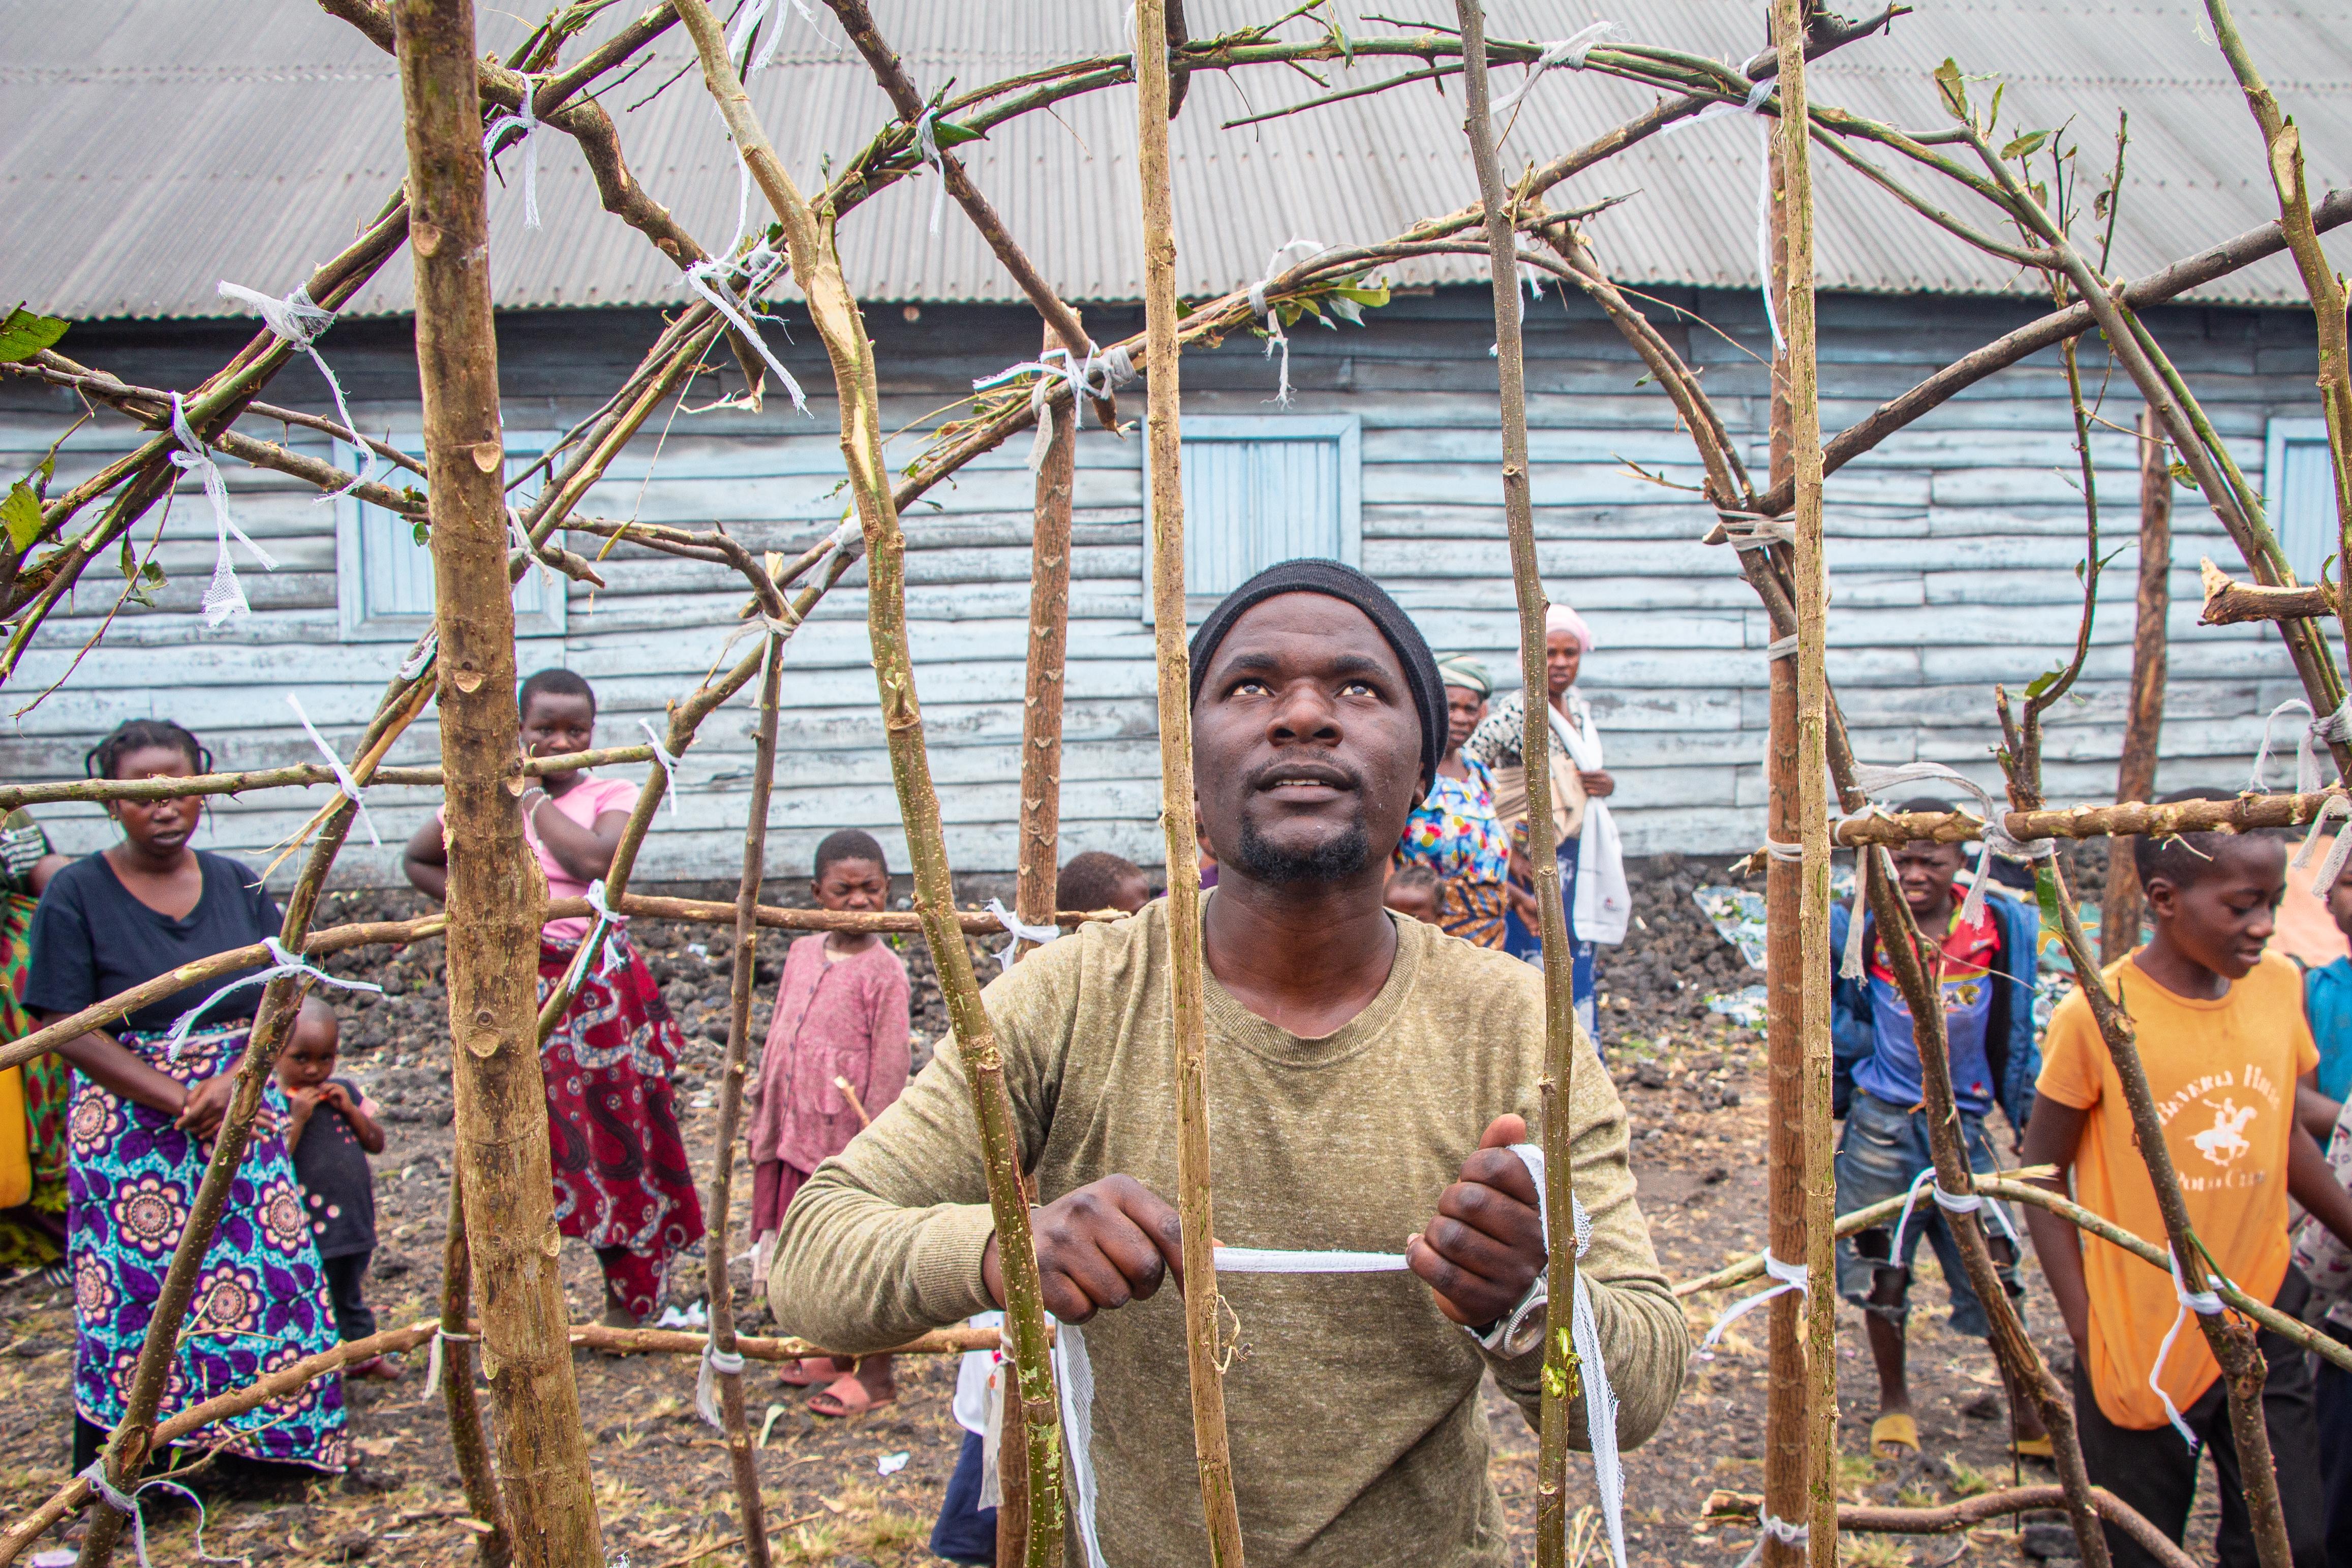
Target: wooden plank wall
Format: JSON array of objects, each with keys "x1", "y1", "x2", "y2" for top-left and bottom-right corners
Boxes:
[{"x1": 0, "y1": 286, "x2": 2318, "y2": 885}]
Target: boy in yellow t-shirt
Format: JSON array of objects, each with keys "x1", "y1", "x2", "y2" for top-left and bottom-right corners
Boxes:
[{"x1": 2022, "y1": 791, "x2": 2352, "y2": 1568}]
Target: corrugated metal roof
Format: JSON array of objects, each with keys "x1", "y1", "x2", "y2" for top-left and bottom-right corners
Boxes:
[{"x1": 4, "y1": 0, "x2": 2347, "y2": 319}]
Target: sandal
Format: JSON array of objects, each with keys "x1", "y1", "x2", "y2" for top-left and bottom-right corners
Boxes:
[
  {"x1": 1871, "y1": 1412, "x2": 1920, "y2": 1459},
  {"x1": 808, "y1": 1373, "x2": 895, "y2": 1419},
  {"x1": 2011, "y1": 1434, "x2": 2055, "y2": 1460},
  {"x1": 779, "y1": 1356, "x2": 846, "y2": 1389}
]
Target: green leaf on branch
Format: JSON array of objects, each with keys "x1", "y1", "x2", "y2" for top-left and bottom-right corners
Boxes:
[
  {"x1": 929, "y1": 118, "x2": 982, "y2": 149},
  {"x1": 140, "y1": 560, "x2": 166, "y2": 586},
  {"x1": 2002, "y1": 129, "x2": 2049, "y2": 161},
  {"x1": 2024, "y1": 663, "x2": 2066, "y2": 699},
  {"x1": 1, "y1": 481, "x2": 43, "y2": 552},
  {"x1": 0, "y1": 305, "x2": 69, "y2": 363},
  {"x1": 1934, "y1": 58, "x2": 1968, "y2": 120},
  {"x1": 2168, "y1": 459, "x2": 2197, "y2": 489}
]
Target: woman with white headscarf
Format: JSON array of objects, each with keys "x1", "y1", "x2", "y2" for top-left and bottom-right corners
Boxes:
[{"x1": 1461, "y1": 602, "x2": 1629, "y2": 1041}]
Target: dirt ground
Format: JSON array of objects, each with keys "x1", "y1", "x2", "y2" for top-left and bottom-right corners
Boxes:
[{"x1": 1, "y1": 846, "x2": 2240, "y2": 1566}]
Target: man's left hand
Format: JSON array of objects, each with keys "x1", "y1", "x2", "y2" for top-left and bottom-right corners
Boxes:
[{"x1": 1407, "y1": 1114, "x2": 1547, "y2": 1331}]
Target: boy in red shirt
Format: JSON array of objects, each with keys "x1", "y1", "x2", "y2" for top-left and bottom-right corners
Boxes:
[{"x1": 2023, "y1": 791, "x2": 2352, "y2": 1567}]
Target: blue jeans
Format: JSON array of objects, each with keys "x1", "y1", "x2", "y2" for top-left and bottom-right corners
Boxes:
[
  {"x1": 1505, "y1": 836, "x2": 1600, "y2": 1045},
  {"x1": 929, "y1": 1430, "x2": 996, "y2": 1565},
  {"x1": 1832, "y1": 1089, "x2": 2021, "y2": 1337}
]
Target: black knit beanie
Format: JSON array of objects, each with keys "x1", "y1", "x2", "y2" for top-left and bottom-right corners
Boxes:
[{"x1": 1186, "y1": 559, "x2": 1447, "y2": 793}]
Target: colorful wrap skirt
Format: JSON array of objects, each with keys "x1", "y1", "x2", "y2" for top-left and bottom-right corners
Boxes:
[
  {"x1": 0, "y1": 891, "x2": 69, "y2": 1270},
  {"x1": 68, "y1": 1025, "x2": 346, "y2": 1470},
  {"x1": 538, "y1": 930, "x2": 704, "y2": 1319}
]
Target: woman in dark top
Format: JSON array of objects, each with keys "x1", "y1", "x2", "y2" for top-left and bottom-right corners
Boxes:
[{"x1": 26, "y1": 719, "x2": 345, "y2": 1474}]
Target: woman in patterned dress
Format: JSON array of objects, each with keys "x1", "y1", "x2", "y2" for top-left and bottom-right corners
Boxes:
[
  {"x1": 404, "y1": 667, "x2": 704, "y2": 1327},
  {"x1": 26, "y1": 720, "x2": 344, "y2": 1474},
  {"x1": 1393, "y1": 655, "x2": 1511, "y2": 947},
  {"x1": 0, "y1": 806, "x2": 71, "y2": 1279}
]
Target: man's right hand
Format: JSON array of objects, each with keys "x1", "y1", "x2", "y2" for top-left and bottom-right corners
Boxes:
[{"x1": 981, "y1": 1175, "x2": 1186, "y2": 1324}]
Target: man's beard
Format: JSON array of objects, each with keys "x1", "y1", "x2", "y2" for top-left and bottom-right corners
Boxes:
[{"x1": 1232, "y1": 814, "x2": 1373, "y2": 885}]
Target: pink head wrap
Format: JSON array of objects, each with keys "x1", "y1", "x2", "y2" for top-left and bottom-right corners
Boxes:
[{"x1": 1545, "y1": 602, "x2": 1595, "y2": 653}]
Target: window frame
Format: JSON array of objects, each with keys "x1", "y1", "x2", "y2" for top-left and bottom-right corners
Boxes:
[
  {"x1": 1140, "y1": 413, "x2": 1363, "y2": 624},
  {"x1": 334, "y1": 431, "x2": 566, "y2": 641},
  {"x1": 2265, "y1": 415, "x2": 2336, "y2": 586}
]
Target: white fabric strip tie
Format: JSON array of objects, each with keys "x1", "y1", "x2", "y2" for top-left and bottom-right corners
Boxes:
[
  {"x1": 421, "y1": 1325, "x2": 477, "y2": 1399},
  {"x1": 818, "y1": 513, "x2": 867, "y2": 568},
  {"x1": 1847, "y1": 760, "x2": 2051, "y2": 931},
  {"x1": 555, "y1": 879, "x2": 632, "y2": 992},
  {"x1": 1734, "y1": 1515, "x2": 1810, "y2": 1568},
  {"x1": 915, "y1": 106, "x2": 949, "y2": 236},
  {"x1": 1660, "y1": 78, "x2": 1781, "y2": 347},
  {"x1": 79, "y1": 1460, "x2": 223, "y2": 1568},
  {"x1": 1762, "y1": 838, "x2": 1805, "y2": 864},
  {"x1": 1841, "y1": 833, "x2": 1872, "y2": 979},
  {"x1": 983, "y1": 897, "x2": 1061, "y2": 973},
  {"x1": 2252, "y1": 696, "x2": 2327, "y2": 797},
  {"x1": 481, "y1": 77, "x2": 543, "y2": 230},
  {"x1": 1247, "y1": 238, "x2": 1327, "y2": 406},
  {"x1": 1764, "y1": 634, "x2": 1798, "y2": 662},
  {"x1": 1712, "y1": 511, "x2": 1795, "y2": 551},
  {"x1": 1699, "y1": 1249, "x2": 1809, "y2": 1355},
  {"x1": 1487, "y1": 21, "x2": 1617, "y2": 119},
  {"x1": 396, "y1": 630, "x2": 439, "y2": 681},
  {"x1": 1885, "y1": 1166, "x2": 2019, "y2": 1264},
  {"x1": 215, "y1": 281, "x2": 374, "y2": 501},
  {"x1": 2294, "y1": 793, "x2": 2352, "y2": 891},
  {"x1": 975, "y1": 355, "x2": 1084, "y2": 473},
  {"x1": 2150, "y1": 1248, "x2": 2227, "y2": 1448},
  {"x1": 164, "y1": 936, "x2": 384, "y2": 1055},
  {"x1": 637, "y1": 720, "x2": 682, "y2": 815},
  {"x1": 717, "y1": 610, "x2": 800, "y2": 664},
  {"x1": 1055, "y1": 1145, "x2": 1627, "y2": 1568},
  {"x1": 683, "y1": 261, "x2": 809, "y2": 413},
  {"x1": 170, "y1": 392, "x2": 280, "y2": 627},
  {"x1": 286, "y1": 693, "x2": 379, "y2": 848},
  {"x1": 696, "y1": 1338, "x2": 749, "y2": 1430}
]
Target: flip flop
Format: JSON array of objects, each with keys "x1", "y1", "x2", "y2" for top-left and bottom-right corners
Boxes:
[
  {"x1": 778, "y1": 1357, "x2": 844, "y2": 1389},
  {"x1": 808, "y1": 1373, "x2": 895, "y2": 1419},
  {"x1": 2011, "y1": 1434, "x2": 2055, "y2": 1460},
  {"x1": 1871, "y1": 1412, "x2": 1920, "y2": 1459}
]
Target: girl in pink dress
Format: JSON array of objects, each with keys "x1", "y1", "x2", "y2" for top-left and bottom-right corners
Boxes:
[
  {"x1": 404, "y1": 669, "x2": 703, "y2": 1326},
  {"x1": 749, "y1": 829, "x2": 910, "y2": 1415}
]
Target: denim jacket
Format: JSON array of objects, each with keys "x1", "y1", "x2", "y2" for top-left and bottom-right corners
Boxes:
[{"x1": 1829, "y1": 890, "x2": 2042, "y2": 1148}]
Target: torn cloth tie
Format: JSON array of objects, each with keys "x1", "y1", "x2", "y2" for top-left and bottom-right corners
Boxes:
[
  {"x1": 822, "y1": 514, "x2": 867, "y2": 565},
  {"x1": 696, "y1": 1339, "x2": 749, "y2": 1430},
  {"x1": 508, "y1": 507, "x2": 559, "y2": 595},
  {"x1": 2150, "y1": 1249, "x2": 2227, "y2": 1448},
  {"x1": 684, "y1": 261, "x2": 809, "y2": 413},
  {"x1": 1711, "y1": 511, "x2": 1795, "y2": 551},
  {"x1": 1487, "y1": 21, "x2": 1617, "y2": 119},
  {"x1": 163, "y1": 937, "x2": 384, "y2": 1053},
  {"x1": 983, "y1": 897, "x2": 1061, "y2": 973},
  {"x1": 2252, "y1": 696, "x2": 2327, "y2": 797},
  {"x1": 79, "y1": 1459, "x2": 222, "y2": 1568},
  {"x1": 215, "y1": 281, "x2": 374, "y2": 500},
  {"x1": 1663, "y1": 78, "x2": 1782, "y2": 347},
  {"x1": 2293, "y1": 792, "x2": 2352, "y2": 892},
  {"x1": 556, "y1": 879, "x2": 633, "y2": 995},
  {"x1": 915, "y1": 106, "x2": 949, "y2": 235},
  {"x1": 637, "y1": 720, "x2": 682, "y2": 815},
  {"x1": 481, "y1": 77, "x2": 543, "y2": 230},
  {"x1": 286, "y1": 693, "x2": 379, "y2": 847},
  {"x1": 1699, "y1": 1250, "x2": 1810, "y2": 1355},
  {"x1": 169, "y1": 392, "x2": 279, "y2": 627},
  {"x1": 1885, "y1": 1167, "x2": 2019, "y2": 1263},
  {"x1": 975, "y1": 354, "x2": 1088, "y2": 472},
  {"x1": 1734, "y1": 1515, "x2": 1810, "y2": 1568},
  {"x1": 421, "y1": 1325, "x2": 478, "y2": 1399},
  {"x1": 1845, "y1": 760, "x2": 2049, "y2": 931},
  {"x1": 1247, "y1": 238, "x2": 1327, "y2": 406}
]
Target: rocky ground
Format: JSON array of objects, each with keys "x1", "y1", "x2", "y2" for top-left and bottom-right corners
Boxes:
[{"x1": 4, "y1": 842, "x2": 2239, "y2": 1567}]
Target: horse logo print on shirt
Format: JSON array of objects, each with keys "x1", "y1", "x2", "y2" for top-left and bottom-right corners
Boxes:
[{"x1": 2191, "y1": 1098, "x2": 2257, "y2": 1167}]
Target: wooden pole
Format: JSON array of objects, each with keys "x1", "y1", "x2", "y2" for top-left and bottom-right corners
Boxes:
[
  {"x1": 440, "y1": 1171, "x2": 512, "y2": 1568},
  {"x1": 1133, "y1": 5, "x2": 1245, "y2": 1562},
  {"x1": 704, "y1": 627, "x2": 787, "y2": 1568},
  {"x1": 2102, "y1": 408, "x2": 2173, "y2": 965},
  {"x1": 1453, "y1": 9, "x2": 1584, "y2": 1565},
  {"x1": 666, "y1": 8, "x2": 1067, "y2": 1563},
  {"x1": 395, "y1": 1, "x2": 602, "y2": 1561},
  {"x1": 1768, "y1": 7, "x2": 1840, "y2": 1554},
  {"x1": 1016, "y1": 319, "x2": 1078, "y2": 958}
]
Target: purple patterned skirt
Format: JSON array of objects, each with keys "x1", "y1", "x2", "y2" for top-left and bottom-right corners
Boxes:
[{"x1": 67, "y1": 1025, "x2": 346, "y2": 1470}]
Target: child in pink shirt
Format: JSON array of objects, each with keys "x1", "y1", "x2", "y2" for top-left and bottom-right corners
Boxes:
[
  {"x1": 405, "y1": 668, "x2": 704, "y2": 1327},
  {"x1": 750, "y1": 828, "x2": 910, "y2": 1415}
]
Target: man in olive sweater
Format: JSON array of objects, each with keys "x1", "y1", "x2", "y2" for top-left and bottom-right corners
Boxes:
[{"x1": 770, "y1": 562, "x2": 1684, "y2": 1567}]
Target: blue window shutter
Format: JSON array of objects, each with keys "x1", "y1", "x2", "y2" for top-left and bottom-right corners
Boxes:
[
  {"x1": 337, "y1": 435, "x2": 564, "y2": 639},
  {"x1": 1144, "y1": 415, "x2": 1361, "y2": 617},
  {"x1": 2268, "y1": 417, "x2": 2340, "y2": 585}
]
